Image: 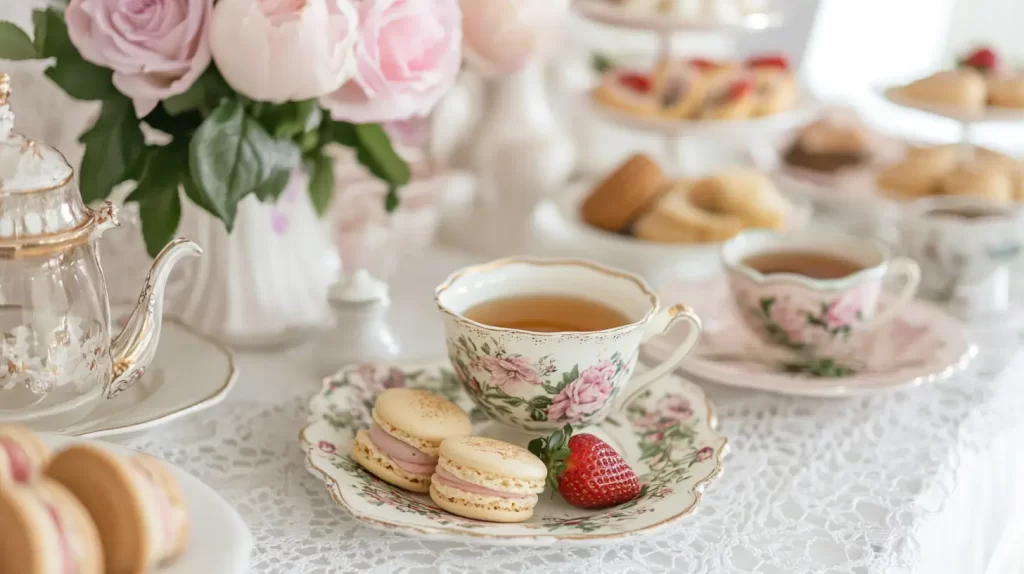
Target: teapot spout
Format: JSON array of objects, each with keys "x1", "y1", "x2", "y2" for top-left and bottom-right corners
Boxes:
[{"x1": 107, "y1": 238, "x2": 202, "y2": 398}]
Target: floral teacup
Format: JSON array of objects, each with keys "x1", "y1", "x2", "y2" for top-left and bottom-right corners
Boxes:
[
  {"x1": 435, "y1": 257, "x2": 702, "y2": 434},
  {"x1": 722, "y1": 230, "x2": 921, "y2": 359}
]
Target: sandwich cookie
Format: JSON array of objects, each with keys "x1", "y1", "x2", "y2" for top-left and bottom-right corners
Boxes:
[
  {"x1": 0, "y1": 478, "x2": 104, "y2": 574},
  {"x1": 352, "y1": 388, "x2": 471, "y2": 494},
  {"x1": 429, "y1": 436, "x2": 546, "y2": 523},
  {"x1": 0, "y1": 424, "x2": 50, "y2": 486},
  {"x1": 46, "y1": 445, "x2": 189, "y2": 574}
]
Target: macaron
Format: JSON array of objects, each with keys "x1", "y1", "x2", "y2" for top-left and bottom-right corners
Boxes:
[
  {"x1": 429, "y1": 436, "x2": 547, "y2": 523},
  {"x1": 0, "y1": 478, "x2": 104, "y2": 574},
  {"x1": 46, "y1": 445, "x2": 189, "y2": 574},
  {"x1": 351, "y1": 388, "x2": 471, "y2": 494},
  {"x1": 0, "y1": 424, "x2": 50, "y2": 486}
]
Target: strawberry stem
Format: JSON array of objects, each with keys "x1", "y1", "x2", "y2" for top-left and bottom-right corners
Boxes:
[{"x1": 528, "y1": 424, "x2": 574, "y2": 493}]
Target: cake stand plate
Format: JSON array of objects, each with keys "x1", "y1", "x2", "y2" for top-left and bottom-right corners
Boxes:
[
  {"x1": 880, "y1": 86, "x2": 1024, "y2": 124},
  {"x1": 573, "y1": 0, "x2": 783, "y2": 32}
]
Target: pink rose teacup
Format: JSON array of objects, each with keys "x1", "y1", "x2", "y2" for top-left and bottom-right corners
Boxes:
[
  {"x1": 722, "y1": 230, "x2": 921, "y2": 359},
  {"x1": 435, "y1": 257, "x2": 702, "y2": 434}
]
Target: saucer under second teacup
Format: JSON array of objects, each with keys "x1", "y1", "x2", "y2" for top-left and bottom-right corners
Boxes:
[{"x1": 646, "y1": 277, "x2": 977, "y2": 398}]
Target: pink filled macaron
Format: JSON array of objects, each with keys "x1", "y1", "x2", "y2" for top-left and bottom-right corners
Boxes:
[{"x1": 0, "y1": 424, "x2": 50, "y2": 486}]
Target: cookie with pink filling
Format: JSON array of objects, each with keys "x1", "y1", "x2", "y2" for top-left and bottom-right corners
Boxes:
[
  {"x1": 351, "y1": 388, "x2": 471, "y2": 493},
  {"x1": 429, "y1": 436, "x2": 547, "y2": 523},
  {"x1": 0, "y1": 424, "x2": 50, "y2": 486}
]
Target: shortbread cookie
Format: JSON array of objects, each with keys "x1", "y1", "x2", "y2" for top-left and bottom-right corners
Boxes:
[
  {"x1": 633, "y1": 182, "x2": 746, "y2": 243},
  {"x1": 580, "y1": 154, "x2": 667, "y2": 232}
]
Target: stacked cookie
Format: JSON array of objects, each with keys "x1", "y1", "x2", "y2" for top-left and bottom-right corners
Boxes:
[
  {"x1": 593, "y1": 54, "x2": 798, "y2": 121},
  {"x1": 876, "y1": 144, "x2": 1024, "y2": 204},
  {"x1": 893, "y1": 46, "x2": 1024, "y2": 114},
  {"x1": 0, "y1": 424, "x2": 189, "y2": 574},
  {"x1": 580, "y1": 154, "x2": 792, "y2": 243}
]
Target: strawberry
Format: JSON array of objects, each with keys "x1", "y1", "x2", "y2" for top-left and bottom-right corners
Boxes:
[
  {"x1": 689, "y1": 58, "x2": 717, "y2": 72},
  {"x1": 528, "y1": 424, "x2": 641, "y2": 510},
  {"x1": 727, "y1": 79, "x2": 754, "y2": 100},
  {"x1": 617, "y1": 72, "x2": 652, "y2": 93},
  {"x1": 747, "y1": 54, "x2": 789, "y2": 70},
  {"x1": 960, "y1": 46, "x2": 998, "y2": 71}
]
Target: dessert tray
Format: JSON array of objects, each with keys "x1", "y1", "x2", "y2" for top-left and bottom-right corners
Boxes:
[
  {"x1": 300, "y1": 361, "x2": 727, "y2": 545},
  {"x1": 573, "y1": 0, "x2": 783, "y2": 31},
  {"x1": 880, "y1": 86, "x2": 1024, "y2": 124},
  {"x1": 646, "y1": 277, "x2": 978, "y2": 397},
  {"x1": 43, "y1": 434, "x2": 252, "y2": 574}
]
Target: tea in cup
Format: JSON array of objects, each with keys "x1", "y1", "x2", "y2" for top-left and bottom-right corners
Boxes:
[
  {"x1": 435, "y1": 257, "x2": 701, "y2": 434},
  {"x1": 721, "y1": 230, "x2": 921, "y2": 357}
]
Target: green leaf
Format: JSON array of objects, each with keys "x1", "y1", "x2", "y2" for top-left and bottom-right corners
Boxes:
[
  {"x1": 567, "y1": 365, "x2": 580, "y2": 383},
  {"x1": 251, "y1": 167, "x2": 291, "y2": 203},
  {"x1": 78, "y1": 98, "x2": 146, "y2": 203},
  {"x1": 162, "y1": 66, "x2": 230, "y2": 116},
  {"x1": 142, "y1": 104, "x2": 203, "y2": 136},
  {"x1": 0, "y1": 21, "x2": 38, "y2": 60},
  {"x1": 306, "y1": 152, "x2": 334, "y2": 216},
  {"x1": 258, "y1": 99, "x2": 323, "y2": 139},
  {"x1": 353, "y1": 123, "x2": 410, "y2": 186},
  {"x1": 38, "y1": 9, "x2": 118, "y2": 101},
  {"x1": 31, "y1": 11, "x2": 47, "y2": 57},
  {"x1": 323, "y1": 119, "x2": 358, "y2": 147},
  {"x1": 384, "y1": 185, "x2": 399, "y2": 213},
  {"x1": 591, "y1": 53, "x2": 614, "y2": 74},
  {"x1": 126, "y1": 143, "x2": 186, "y2": 257}
]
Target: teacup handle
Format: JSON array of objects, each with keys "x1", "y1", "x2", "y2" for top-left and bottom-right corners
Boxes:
[
  {"x1": 616, "y1": 304, "x2": 702, "y2": 409},
  {"x1": 868, "y1": 257, "x2": 922, "y2": 328}
]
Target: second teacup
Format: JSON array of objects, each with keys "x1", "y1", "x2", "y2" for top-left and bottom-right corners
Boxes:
[
  {"x1": 435, "y1": 257, "x2": 701, "y2": 434},
  {"x1": 722, "y1": 229, "x2": 921, "y2": 358}
]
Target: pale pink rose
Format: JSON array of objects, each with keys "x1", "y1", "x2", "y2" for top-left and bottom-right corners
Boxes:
[
  {"x1": 210, "y1": 0, "x2": 358, "y2": 103},
  {"x1": 547, "y1": 362, "x2": 616, "y2": 422},
  {"x1": 482, "y1": 356, "x2": 540, "y2": 390},
  {"x1": 826, "y1": 287, "x2": 867, "y2": 329},
  {"x1": 662, "y1": 395, "x2": 693, "y2": 418},
  {"x1": 65, "y1": 0, "x2": 213, "y2": 117},
  {"x1": 321, "y1": 0, "x2": 462, "y2": 123},
  {"x1": 460, "y1": 0, "x2": 568, "y2": 76},
  {"x1": 769, "y1": 296, "x2": 806, "y2": 344}
]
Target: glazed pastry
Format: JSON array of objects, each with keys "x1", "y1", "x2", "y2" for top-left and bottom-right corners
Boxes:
[
  {"x1": 651, "y1": 59, "x2": 709, "y2": 119},
  {"x1": 747, "y1": 54, "x2": 798, "y2": 116},
  {"x1": 0, "y1": 424, "x2": 50, "y2": 486},
  {"x1": 429, "y1": 436, "x2": 546, "y2": 523},
  {"x1": 988, "y1": 75, "x2": 1024, "y2": 108},
  {"x1": 940, "y1": 163, "x2": 1013, "y2": 203},
  {"x1": 632, "y1": 182, "x2": 746, "y2": 243},
  {"x1": 0, "y1": 478, "x2": 104, "y2": 574},
  {"x1": 687, "y1": 169, "x2": 790, "y2": 230},
  {"x1": 895, "y1": 69, "x2": 987, "y2": 114},
  {"x1": 699, "y1": 77, "x2": 755, "y2": 120},
  {"x1": 46, "y1": 445, "x2": 189, "y2": 574},
  {"x1": 783, "y1": 117, "x2": 873, "y2": 173},
  {"x1": 592, "y1": 69, "x2": 661, "y2": 117},
  {"x1": 581, "y1": 154, "x2": 667, "y2": 232},
  {"x1": 351, "y1": 387, "x2": 471, "y2": 494}
]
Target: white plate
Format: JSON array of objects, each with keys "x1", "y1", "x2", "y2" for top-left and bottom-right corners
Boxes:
[
  {"x1": 880, "y1": 85, "x2": 1024, "y2": 124},
  {"x1": 59, "y1": 308, "x2": 237, "y2": 438},
  {"x1": 42, "y1": 434, "x2": 252, "y2": 573},
  {"x1": 573, "y1": 0, "x2": 783, "y2": 31},
  {"x1": 646, "y1": 276, "x2": 978, "y2": 397}
]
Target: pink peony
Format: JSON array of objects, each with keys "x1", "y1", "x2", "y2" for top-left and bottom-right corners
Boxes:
[
  {"x1": 662, "y1": 395, "x2": 693, "y2": 418},
  {"x1": 321, "y1": 0, "x2": 462, "y2": 123},
  {"x1": 547, "y1": 361, "x2": 616, "y2": 422},
  {"x1": 481, "y1": 356, "x2": 540, "y2": 390},
  {"x1": 66, "y1": 0, "x2": 213, "y2": 117},
  {"x1": 826, "y1": 288, "x2": 866, "y2": 329},
  {"x1": 460, "y1": 0, "x2": 568, "y2": 76}
]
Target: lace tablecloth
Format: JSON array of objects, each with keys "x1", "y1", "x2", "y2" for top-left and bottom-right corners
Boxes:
[{"x1": 102, "y1": 247, "x2": 1024, "y2": 574}]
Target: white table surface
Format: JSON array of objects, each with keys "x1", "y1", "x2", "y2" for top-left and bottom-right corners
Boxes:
[{"x1": 104, "y1": 244, "x2": 1024, "y2": 574}]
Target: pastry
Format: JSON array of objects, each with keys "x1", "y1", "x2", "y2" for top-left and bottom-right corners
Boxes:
[
  {"x1": 988, "y1": 75, "x2": 1024, "y2": 108},
  {"x1": 633, "y1": 182, "x2": 746, "y2": 243},
  {"x1": 699, "y1": 77, "x2": 755, "y2": 120},
  {"x1": 747, "y1": 54, "x2": 798, "y2": 116},
  {"x1": 957, "y1": 46, "x2": 1000, "y2": 76},
  {"x1": 940, "y1": 163, "x2": 1013, "y2": 203},
  {"x1": 651, "y1": 59, "x2": 709, "y2": 119},
  {"x1": 351, "y1": 387, "x2": 471, "y2": 494},
  {"x1": 876, "y1": 159, "x2": 949, "y2": 200},
  {"x1": 895, "y1": 69, "x2": 987, "y2": 114},
  {"x1": 689, "y1": 57, "x2": 740, "y2": 86},
  {"x1": 0, "y1": 424, "x2": 50, "y2": 486},
  {"x1": 429, "y1": 436, "x2": 546, "y2": 523},
  {"x1": 783, "y1": 117, "x2": 873, "y2": 173},
  {"x1": 0, "y1": 478, "x2": 104, "y2": 574},
  {"x1": 592, "y1": 69, "x2": 661, "y2": 117},
  {"x1": 687, "y1": 169, "x2": 789, "y2": 229},
  {"x1": 46, "y1": 445, "x2": 189, "y2": 574},
  {"x1": 581, "y1": 154, "x2": 667, "y2": 232}
]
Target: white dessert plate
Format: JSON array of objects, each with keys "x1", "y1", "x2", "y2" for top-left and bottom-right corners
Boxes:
[
  {"x1": 573, "y1": 0, "x2": 783, "y2": 31},
  {"x1": 58, "y1": 306, "x2": 237, "y2": 438},
  {"x1": 42, "y1": 434, "x2": 252, "y2": 573},
  {"x1": 646, "y1": 276, "x2": 978, "y2": 398},
  {"x1": 880, "y1": 86, "x2": 1024, "y2": 124},
  {"x1": 301, "y1": 361, "x2": 727, "y2": 546}
]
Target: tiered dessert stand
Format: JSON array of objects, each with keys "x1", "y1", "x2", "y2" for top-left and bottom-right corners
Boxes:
[{"x1": 880, "y1": 85, "x2": 1024, "y2": 152}]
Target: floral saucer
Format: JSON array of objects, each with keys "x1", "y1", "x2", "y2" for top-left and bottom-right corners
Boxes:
[
  {"x1": 300, "y1": 361, "x2": 727, "y2": 545},
  {"x1": 646, "y1": 278, "x2": 978, "y2": 398}
]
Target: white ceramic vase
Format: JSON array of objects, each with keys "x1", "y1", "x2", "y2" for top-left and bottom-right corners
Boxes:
[{"x1": 167, "y1": 171, "x2": 338, "y2": 348}]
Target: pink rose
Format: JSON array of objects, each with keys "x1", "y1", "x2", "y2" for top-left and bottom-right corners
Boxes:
[
  {"x1": 318, "y1": 440, "x2": 336, "y2": 454},
  {"x1": 547, "y1": 361, "x2": 616, "y2": 422},
  {"x1": 769, "y1": 296, "x2": 806, "y2": 344},
  {"x1": 321, "y1": 0, "x2": 462, "y2": 123},
  {"x1": 482, "y1": 356, "x2": 540, "y2": 391},
  {"x1": 826, "y1": 286, "x2": 870, "y2": 329},
  {"x1": 695, "y1": 446, "x2": 713, "y2": 462},
  {"x1": 210, "y1": 0, "x2": 358, "y2": 103},
  {"x1": 65, "y1": 0, "x2": 213, "y2": 117},
  {"x1": 460, "y1": 0, "x2": 568, "y2": 76},
  {"x1": 662, "y1": 395, "x2": 693, "y2": 418}
]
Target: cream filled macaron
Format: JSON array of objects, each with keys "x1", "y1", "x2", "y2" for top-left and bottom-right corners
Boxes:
[
  {"x1": 0, "y1": 478, "x2": 104, "y2": 574},
  {"x1": 46, "y1": 445, "x2": 189, "y2": 574},
  {"x1": 429, "y1": 436, "x2": 547, "y2": 523},
  {"x1": 352, "y1": 388, "x2": 471, "y2": 493},
  {"x1": 0, "y1": 424, "x2": 50, "y2": 486}
]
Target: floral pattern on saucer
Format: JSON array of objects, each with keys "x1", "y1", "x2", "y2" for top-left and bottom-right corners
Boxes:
[
  {"x1": 647, "y1": 278, "x2": 978, "y2": 397},
  {"x1": 301, "y1": 361, "x2": 727, "y2": 544}
]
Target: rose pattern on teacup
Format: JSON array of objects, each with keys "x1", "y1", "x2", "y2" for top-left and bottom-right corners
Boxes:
[{"x1": 447, "y1": 335, "x2": 633, "y2": 428}]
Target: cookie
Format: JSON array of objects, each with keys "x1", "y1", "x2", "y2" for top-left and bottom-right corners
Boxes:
[
  {"x1": 633, "y1": 182, "x2": 746, "y2": 243},
  {"x1": 580, "y1": 154, "x2": 667, "y2": 232},
  {"x1": 896, "y1": 69, "x2": 987, "y2": 114},
  {"x1": 688, "y1": 169, "x2": 790, "y2": 230},
  {"x1": 988, "y1": 75, "x2": 1024, "y2": 108},
  {"x1": 940, "y1": 163, "x2": 1013, "y2": 203},
  {"x1": 0, "y1": 424, "x2": 50, "y2": 487}
]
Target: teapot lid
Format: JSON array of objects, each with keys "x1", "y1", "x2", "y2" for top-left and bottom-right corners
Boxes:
[{"x1": 0, "y1": 74, "x2": 74, "y2": 194}]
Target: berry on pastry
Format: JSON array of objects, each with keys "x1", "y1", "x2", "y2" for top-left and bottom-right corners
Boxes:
[
  {"x1": 688, "y1": 57, "x2": 739, "y2": 85},
  {"x1": 958, "y1": 46, "x2": 1000, "y2": 74},
  {"x1": 747, "y1": 53, "x2": 790, "y2": 71},
  {"x1": 895, "y1": 69, "x2": 987, "y2": 114},
  {"x1": 592, "y1": 69, "x2": 661, "y2": 117},
  {"x1": 699, "y1": 77, "x2": 755, "y2": 120}
]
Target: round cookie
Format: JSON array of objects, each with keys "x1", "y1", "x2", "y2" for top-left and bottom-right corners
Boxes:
[
  {"x1": 896, "y1": 69, "x2": 987, "y2": 114},
  {"x1": 580, "y1": 154, "x2": 667, "y2": 232},
  {"x1": 688, "y1": 169, "x2": 790, "y2": 230},
  {"x1": 0, "y1": 424, "x2": 50, "y2": 486},
  {"x1": 940, "y1": 163, "x2": 1013, "y2": 203},
  {"x1": 0, "y1": 478, "x2": 104, "y2": 574},
  {"x1": 429, "y1": 436, "x2": 546, "y2": 523},
  {"x1": 633, "y1": 181, "x2": 746, "y2": 244},
  {"x1": 352, "y1": 388, "x2": 471, "y2": 494}
]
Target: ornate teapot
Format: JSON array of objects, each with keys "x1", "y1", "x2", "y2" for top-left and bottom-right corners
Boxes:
[{"x1": 0, "y1": 74, "x2": 201, "y2": 430}]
